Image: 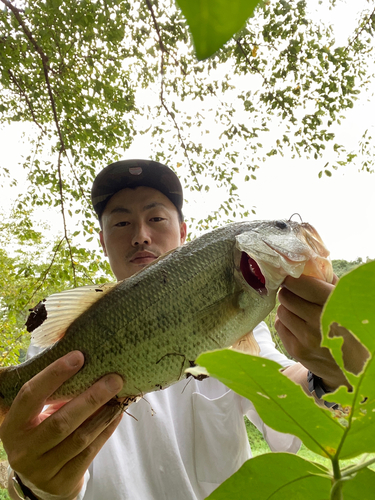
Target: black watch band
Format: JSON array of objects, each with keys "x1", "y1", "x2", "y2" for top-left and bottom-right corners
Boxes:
[
  {"x1": 307, "y1": 370, "x2": 338, "y2": 410},
  {"x1": 12, "y1": 472, "x2": 39, "y2": 500}
]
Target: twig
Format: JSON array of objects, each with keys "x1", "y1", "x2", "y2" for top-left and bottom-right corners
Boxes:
[
  {"x1": 236, "y1": 38, "x2": 298, "y2": 116},
  {"x1": 27, "y1": 236, "x2": 65, "y2": 304},
  {"x1": 236, "y1": 38, "x2": 268, "y2": 85},
  {"x1": 0, "y1": 0, "x2": 48, "y2": 64},
  {"x1": 145, "y1": 0, "x2": 187, "y2": 76},
  {"x1": 7, "y1": 70, "x2": 46, "y2": 134},
  {"x1": 345, "y1": 7, "x2": 375, "y2": 53},
  {"x1": 145, "y1": 0, "x2": 201, "y2": 186},
  {"x1": 159, "y1": 52, "x2": 201, "y2": 188},
  {"x1": 341, "y1": 455, "x2": 375, "y2": 478},
  {"x1": 57, "y1": 149, "x2": 77, "y2": 286}
]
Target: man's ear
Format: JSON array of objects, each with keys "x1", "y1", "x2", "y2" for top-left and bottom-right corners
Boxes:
[
  {"x1": 99, "y1": 231, "x2": 108, "y2": 256},
  {"x1": 180, "y1": 222, "x2": 187, "y2": 245}
]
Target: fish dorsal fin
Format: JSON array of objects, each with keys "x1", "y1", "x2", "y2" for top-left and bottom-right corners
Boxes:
[{"x1": 28, "y1": 282, "x2": 118, "y2": 348}]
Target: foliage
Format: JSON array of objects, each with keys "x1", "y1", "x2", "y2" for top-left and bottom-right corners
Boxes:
[
  {"x1": 245, "y1": 417, "x2": 270, "y2": 456},
  {"x1": 0, "y1": 207, "x2": 113, "y2": 366},
  {"x1": 332, "y1": 257, "x2": 373, "y2": 278},
  {"x1": 194, "y1": 261, "x2": 375, "y2": 499},
  {"x1": 0, "y1": 0, "x2": 374, "y2": 221}
]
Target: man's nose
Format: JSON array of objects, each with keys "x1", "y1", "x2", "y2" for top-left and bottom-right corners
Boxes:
[{"x1": 132, "y1": 224, "x2": 151, "y2": 246}]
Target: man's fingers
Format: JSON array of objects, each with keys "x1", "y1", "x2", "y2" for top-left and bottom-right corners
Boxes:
[
  {"x1": 18, "y1": 414, "x2": 123, "y2": 500},
  {"x1": 35, "y1": 374, "x2": 123, "y2": 454},
  {"x1": 4, "y1": 351, "x2": 85, "y2": 430},
  {"x1": 278, "y1": 286, "x2": 322, "y2": 325},
  {"x1": 276, "y1": 307, "x2": 305, "y2": 345},
  {"x1": 42, "y1": 404, "x2": 123, "y2": 476},
  {"x1": 282, "y1": 275, "x2": 335, "y2": 305},
  {"x1": 275, "y1": 309, "x2": 319, "y2": 362},
  {"x1": 49, "y1": 415, "x2": 123, "y2": 497}
]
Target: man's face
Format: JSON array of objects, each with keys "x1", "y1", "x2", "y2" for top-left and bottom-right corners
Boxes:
[{"x1": 100, "y1": 186, "x2": 187, "y2": 280}]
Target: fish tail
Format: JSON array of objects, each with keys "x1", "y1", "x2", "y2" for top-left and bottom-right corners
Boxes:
[{"x1": 0, "y1": 365, "x2": 12, "y2": 426}]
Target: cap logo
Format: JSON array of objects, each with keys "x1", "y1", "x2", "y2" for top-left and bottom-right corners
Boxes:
[{"x1": 129, "y1": 167, "x2": 142, "y2": 175}]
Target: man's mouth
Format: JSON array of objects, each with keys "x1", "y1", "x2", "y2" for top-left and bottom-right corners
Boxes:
[{"x1": 130, "y1": 252, "x2": 158, "y2": 265}]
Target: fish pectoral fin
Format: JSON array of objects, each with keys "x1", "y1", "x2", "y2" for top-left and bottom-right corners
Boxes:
[
  {"x1": 28, "y1": 282, "x2": 118, "y2": 348},
  {"x1": 230, "y1": 330, "x2": 260, "y2": 356},
  {"x1": 185, "y1": 365, "x2": 209, "y2": 378}
]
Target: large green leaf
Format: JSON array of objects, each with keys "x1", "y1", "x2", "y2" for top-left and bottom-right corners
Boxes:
[
  {"x1": 206, "y1": 453, "x2": 331, "y2": 499},
  {"x1": 176, "y1": 0, "x2": 261, "y2": 60},
  {"x1": 341, "y1": 467, "x2": 375, "y2": 499},
  {"x1": 195, "y1": 350, "x2": 344, "y2": 458},
  {"x1": 321, "y1": 261, "x2": 375, "y2": 363},
  {"x1": 320, "y1": 262, "x2": 375, "y2": 458}
]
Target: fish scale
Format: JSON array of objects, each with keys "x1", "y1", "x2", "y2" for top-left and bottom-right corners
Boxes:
[{"x1": 0, "y1": 220, "x2": 333, "y2": 418}]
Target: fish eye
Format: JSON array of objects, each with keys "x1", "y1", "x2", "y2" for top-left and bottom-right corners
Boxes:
[{"x1": 275, "y1": 220, "x2": 288, "y2": 230}]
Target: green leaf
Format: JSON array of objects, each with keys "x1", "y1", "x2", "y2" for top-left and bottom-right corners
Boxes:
[
  {"x1": 341, "y1": 467, "x2": 375, "y2": 499},
  {"x1": 320, "y1": 261, "x2": 375, "y2": 458},
  {"x1": 206, "y1": 453, "x2": 331, "y2": 499},
  {"x1": 176, "y1": 0, "x2": 261, "y2": 60},
  {"x1": 195, "y1": 350, "x2": 344, "y2": 458},
  {"x1": 322, "y1": 261, "x2": 375, "y2": 356}
]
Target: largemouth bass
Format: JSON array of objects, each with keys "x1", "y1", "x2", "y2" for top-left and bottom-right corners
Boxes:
[{"x1": 0, "y1": 219, "x2": 332, "y2": 420}]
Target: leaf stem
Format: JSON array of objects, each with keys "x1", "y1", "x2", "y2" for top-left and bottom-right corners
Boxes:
[
  {"x1": 330, "y1": 458, "x2": 343, "y2": 500},
  {"x1": 341, "y1": 455, "x2": 375, "y2": 477}
]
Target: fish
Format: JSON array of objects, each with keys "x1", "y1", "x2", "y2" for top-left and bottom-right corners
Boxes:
[{"x1": 0, "y1": 219, "x2": 333, "y2": 421}]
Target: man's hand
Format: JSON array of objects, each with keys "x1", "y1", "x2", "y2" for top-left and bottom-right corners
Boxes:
[
  {"x1": 0, "y1": 351, "x2": 124, "y2": 500},
  {"x1": 275, "y1": 274, "x2": 350, "y2": 391}
]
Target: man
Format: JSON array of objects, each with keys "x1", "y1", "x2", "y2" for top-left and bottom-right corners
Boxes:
[{"x1": 2, "y1": 160, "x2": 347, "y2": 500}]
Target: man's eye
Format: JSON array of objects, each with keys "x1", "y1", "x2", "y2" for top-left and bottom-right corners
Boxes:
[
  {"x1": 114, "y1": 221, "x2": 130, "y2": 227},
  {"x1": 150, "y1": 217, "x2": 165, "y2": 222}
]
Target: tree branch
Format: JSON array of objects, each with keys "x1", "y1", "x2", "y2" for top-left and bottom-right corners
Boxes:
[
  {"x1": 27, "y1": 237, "x2": 64, "y2": 305},
  {"x1": 345, "y1": 7, "x2": 375, "y2": 53},
  {"x1": 0, "y1": 0, "x2": 47, "y2": 62},
  {"x1": 236, "y1": 38, "x2": 293, "y2": 114},
  {"x1": 1, "y1": 0, "x2": 87, "y2": 203},
  {"x1": 57, "y1": 149, "x2": 77, "y2": 286},
  {"x1": 236, "y1": 38, "x2": 268, "y2": 84},
  {"x1": 7, "y1": 69, "x2": 46, "y2": 134},
  {"x1": 145, "y1": 0, "x2": 200, "y2": 186},
  {"x1": 145, "y1": 0, "x2": 187, "y2": 76}
]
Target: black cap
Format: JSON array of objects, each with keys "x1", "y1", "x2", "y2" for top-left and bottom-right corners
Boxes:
[{"x1": 91, "y1": 159, "x2": 183, "y2": 219}]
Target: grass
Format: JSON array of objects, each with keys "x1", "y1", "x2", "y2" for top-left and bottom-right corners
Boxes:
[
  {"x1": 245, "y1": 417, "x2": 375, "y2": 471},
  {"x1": 0, "y1": 442, "x2": 9, "y2": 499}
]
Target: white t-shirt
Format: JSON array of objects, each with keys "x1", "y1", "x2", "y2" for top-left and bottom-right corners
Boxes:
[{"x1": 67, "y1": 322, "x2": 300, "y2": 500}]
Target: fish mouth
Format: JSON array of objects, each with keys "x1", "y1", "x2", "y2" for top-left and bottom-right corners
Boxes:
[
  {"x1": 240, "y1": 252, "x2": 267, "y2": 295},
  {"x1": 262, "y1": 240, "x2": 307, "y2": 263}
]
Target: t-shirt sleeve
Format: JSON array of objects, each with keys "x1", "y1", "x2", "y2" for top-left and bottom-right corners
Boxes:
[
  {"x1": 253, "y1": 321, "x2": 295, "y2": 368},
  {"x1": 241, "y1": 322, "x2": 301, "y2": 453}
]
